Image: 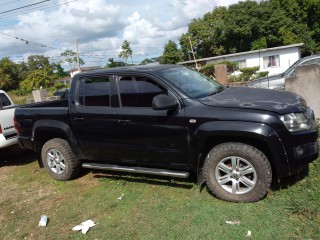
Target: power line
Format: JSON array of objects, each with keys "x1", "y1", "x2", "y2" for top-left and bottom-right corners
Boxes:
[
  {"x1": 0, "y1": 31, "x2": 58, "y2": 50},
  {"x1": 0, "y1": 0, "x2": 24, "y2": 7},
  {"x1": 0, "y1": 0, "x2": 81, "y2": 19},
  {"x1": 0, "y1": 0, "x2": 50, "y2": 15}
]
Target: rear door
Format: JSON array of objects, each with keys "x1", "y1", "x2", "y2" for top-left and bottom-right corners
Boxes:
[
  {"x1": 69, "y1": 75, "x2": 119, "y2": 160},
  {"x1": 113, "y1": 75, "x2": 189, "y2": 170}
]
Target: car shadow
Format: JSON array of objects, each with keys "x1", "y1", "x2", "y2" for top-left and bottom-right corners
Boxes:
[
  {"x1": 0, "y1": 146, "x2": 36, "y2": 167},
  {"x1": 88, "y1": 169, "x2": 196, "y2": 189}
]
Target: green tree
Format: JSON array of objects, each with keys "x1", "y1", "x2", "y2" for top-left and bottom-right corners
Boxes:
[
  {"x1": 160, "y1": 40, "x2": 183, "y2": 64},
  {"x1": 0, "y1": 68, "x2": 13, "y2": 91},
  {"x1": 180, "y1": 7, "x2": 228, "y2": 59},
  {"x1": 140, "y1": 57, "x2": 161, "y2": 65},
  {"x1": 0, "y1": 57, "x2": 20, "y2": 90},
  {"x1": 201, "y1": 61, "x2": 238, "y2": 77},
  {"x1": 239, "y1": 66, "x2": 260, "y2": 82},
  {"x1": 251, "y1": 37, "x2": 268, "y2": 50},
  {"x1": 17, "y1": 61, "x2": 29, "y2": 83},
  {"x1": 140, "y1": 58, "x2": 154, "y2": 65},
  {"x1": 20, "y1": 69, "x2": 53, "y2": 92},
  {"x1": 60, "y1": 50, "x2": 84, "y2": 74},
  {"x1": 52, "y1": 63, "x2": 68, "y2": 79},
  {"x1": 179, "y1": 0, "x2": 319, "y2": 59},
  {"x1": 106, "y1": 58, "x2": 125, "y2": 68},
  {"x1": 118, "y1": 40, "x2": 133, "y2": 63},
  {"x1": 27, "y1": 55, "x2": 51, "y2": 71}
]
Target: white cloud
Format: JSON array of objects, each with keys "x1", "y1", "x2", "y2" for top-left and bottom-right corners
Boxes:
[{"x1": 0, "y1": 0, "x2": 240, "y2": 65}]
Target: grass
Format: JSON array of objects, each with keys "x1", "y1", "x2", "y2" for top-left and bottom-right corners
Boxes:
[{"x1": 0, "y1": 134, "x2": 319, "y2": 240}]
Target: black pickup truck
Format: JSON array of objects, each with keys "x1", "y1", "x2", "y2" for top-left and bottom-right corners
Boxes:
[{"x1": 15, "y1": 65, "x2": 318, "y2": 202}]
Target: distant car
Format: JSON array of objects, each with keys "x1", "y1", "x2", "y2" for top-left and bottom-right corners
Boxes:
[
  {"x1": 247, "y1": 54, "x2": 320, "y2": 90},
  {"x1": 0, "y1": 90, "x2": 17, "y2": 150},
  {"x1": 53, "y1": 88, "x2": 69, "y2": 99}
]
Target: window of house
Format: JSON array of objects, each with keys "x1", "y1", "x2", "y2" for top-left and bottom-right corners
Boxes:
[
  {"x1": 78, "y1": 76, "x2": 111, "y2": 107},
  {"x1": 0, "y1": 93, "x2": 11, "y2": 107},
  {"x1": 235, "y1": 60, "x2": 247, "y2": 70},
  {"x1": 118, "y1": 76, "x2": 166, "y2": 107},
  {"x1": 263, "y1": 55, "x2": 280, "y2": 68}
]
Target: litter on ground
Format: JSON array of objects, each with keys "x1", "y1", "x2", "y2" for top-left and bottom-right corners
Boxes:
[
  {"x1": 38, "y1": 215, "x2": 48, "y2": 227},
  {"x1": 72, "y1": 220, "x2": 96, "y2": 234},
  {"x1": 225, "y1": 220, "x2": 240, "y2": 225},
  {"x1": 117, "y1": 194, "x2": 124, "y2": 200}
]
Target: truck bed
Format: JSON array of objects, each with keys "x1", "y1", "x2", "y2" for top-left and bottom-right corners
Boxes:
[{"x1": 15, "y1": 99, "x2": 70, "y2": 143}]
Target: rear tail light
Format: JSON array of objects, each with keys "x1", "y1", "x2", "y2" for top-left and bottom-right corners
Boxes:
[
  {"x1": 14, "y1": 117, "x2": 19, "y2": 134},
  {"x1": 0, "y1": 124, "x2": 2, "y2": 134}
]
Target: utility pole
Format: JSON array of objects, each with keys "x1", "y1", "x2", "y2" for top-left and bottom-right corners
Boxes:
[
  {"x1": 75, "y1": 39, "x2": 81, "y2": 72},
  {"x1": 188, "y1": 36, "x2": 199, "y2": 70}
]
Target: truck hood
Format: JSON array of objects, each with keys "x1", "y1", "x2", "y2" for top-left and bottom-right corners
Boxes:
[{"x1": 199, "y1": 87, "x2": 306, "y2": 115}]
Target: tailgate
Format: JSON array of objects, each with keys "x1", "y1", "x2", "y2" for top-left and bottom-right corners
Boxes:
[{"x1": 0, "y1": 108, "x2": 16, "y2": 139}]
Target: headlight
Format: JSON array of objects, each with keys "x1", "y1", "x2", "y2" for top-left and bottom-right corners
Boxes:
[{"x1": 280, "y1": 113, "x2": 311, "y2": 132}]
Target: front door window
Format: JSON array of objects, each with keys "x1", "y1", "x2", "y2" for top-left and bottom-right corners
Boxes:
[{"x1": 118, "y1": 76, "x2": 166, "y2": 107}]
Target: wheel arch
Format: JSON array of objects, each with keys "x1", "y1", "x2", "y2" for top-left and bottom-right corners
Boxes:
[
  {"x1": 32, "y1": 120, "x2": 85, "y2": 167},
  {"x1": 193, "y1": 121, "x2": 289, "y2": 185}
]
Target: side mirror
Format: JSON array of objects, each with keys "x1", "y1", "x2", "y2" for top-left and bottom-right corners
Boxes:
[{"x1": 152, "y1": 94, "x2": 178, "y2": 110}]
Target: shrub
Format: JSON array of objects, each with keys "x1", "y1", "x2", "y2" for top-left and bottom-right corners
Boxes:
[
  {"x1": 201, "y1": 61, "x2": 238, "y2": 77},
  {"x1": 254, "y1": 71, "x2": 269, "y2": 79}
]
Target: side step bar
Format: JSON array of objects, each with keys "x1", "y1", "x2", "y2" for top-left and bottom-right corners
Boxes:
[{"x1": 82, "y1": 163, "x2": 190, "y2": 179}]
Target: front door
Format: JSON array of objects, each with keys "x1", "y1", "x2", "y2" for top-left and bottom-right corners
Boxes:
[{"x1": 113, "y1": 75, "x2": 189, "y2": 170}]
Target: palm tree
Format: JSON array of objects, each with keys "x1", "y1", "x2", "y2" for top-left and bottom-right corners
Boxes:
[{"x1": 118, "y1": 40, "x2": 133, "y2": 64}]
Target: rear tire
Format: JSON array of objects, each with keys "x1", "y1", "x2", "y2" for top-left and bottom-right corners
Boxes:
[
  {"x1": 41, "y1": 138, "x2": 81, "y2": 180},
  {"x1": 203, "y1": 142, "x2": 272, "y2": 202}
]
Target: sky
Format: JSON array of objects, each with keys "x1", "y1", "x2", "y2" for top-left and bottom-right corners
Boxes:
[{"x1": 0, "y1": 0, "x2": 240, "y2": 67}]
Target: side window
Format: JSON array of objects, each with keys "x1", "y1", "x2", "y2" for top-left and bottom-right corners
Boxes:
[
  {"x1": 0, "y1": 93, "x2": 12, "y2": 107},
  {"x1": 78, "y1": 76, "x2": 111, "y2": 107},
  {"x1": 235, "y1": 60, "x2": 247, "y2": 70},
  {"x1": 119, "y1": 76, "x2": 166, "y2": 107},
  {"x1": 302, "y1": 58, "x2": 320, "y2": 65}
]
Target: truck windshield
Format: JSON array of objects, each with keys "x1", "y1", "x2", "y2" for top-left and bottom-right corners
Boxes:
[{"x1": 158, "y1": 67, "x2": 226, "y2": 99}]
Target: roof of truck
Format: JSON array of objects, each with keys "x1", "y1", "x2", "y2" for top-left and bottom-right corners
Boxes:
[{"x1": 74, "y1": 64, "x2": 182, "y2": 77}]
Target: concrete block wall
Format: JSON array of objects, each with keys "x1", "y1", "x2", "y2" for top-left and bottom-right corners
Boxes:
[{"x1": 285, "y1": 64, "x2": 320, "y2": 118}]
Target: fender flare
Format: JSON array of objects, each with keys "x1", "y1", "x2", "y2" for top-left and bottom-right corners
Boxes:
[
  {"x1": 32, "y1": 120, "x2": 86, "y2": 162},
  {"x1": 192, "y1": 121, "x2": 289, "y2": 185}
]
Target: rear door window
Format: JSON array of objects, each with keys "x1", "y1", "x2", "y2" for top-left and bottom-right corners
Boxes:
[{"x1": 78, "y1": 76, "x2": 111, "y2": 107}]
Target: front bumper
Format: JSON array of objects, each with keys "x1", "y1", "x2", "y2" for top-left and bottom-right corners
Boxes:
[{"x1": 277, "y1": 121, "x2": 319, "y2": 176}]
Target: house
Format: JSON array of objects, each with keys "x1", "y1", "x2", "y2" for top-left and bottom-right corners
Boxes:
[{"x1": 178, "y1": 43, "x2": 303, "y2": 76}]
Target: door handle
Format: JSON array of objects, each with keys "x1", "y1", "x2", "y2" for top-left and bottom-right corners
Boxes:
[
  {"x1": 74, "y1": 117, "x2": 85, "y2": 121},
  {"x1": 117, "y1": 119, "x2": 130, "y2": 124}
]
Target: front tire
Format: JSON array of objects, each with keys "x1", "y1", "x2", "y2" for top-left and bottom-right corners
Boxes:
[
  {"x1": 41, "y1": 138, "x2": 81, "y2": 180},
  {"x1": 203, "y1": 142, "x2": 272, "y2": 202}
]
